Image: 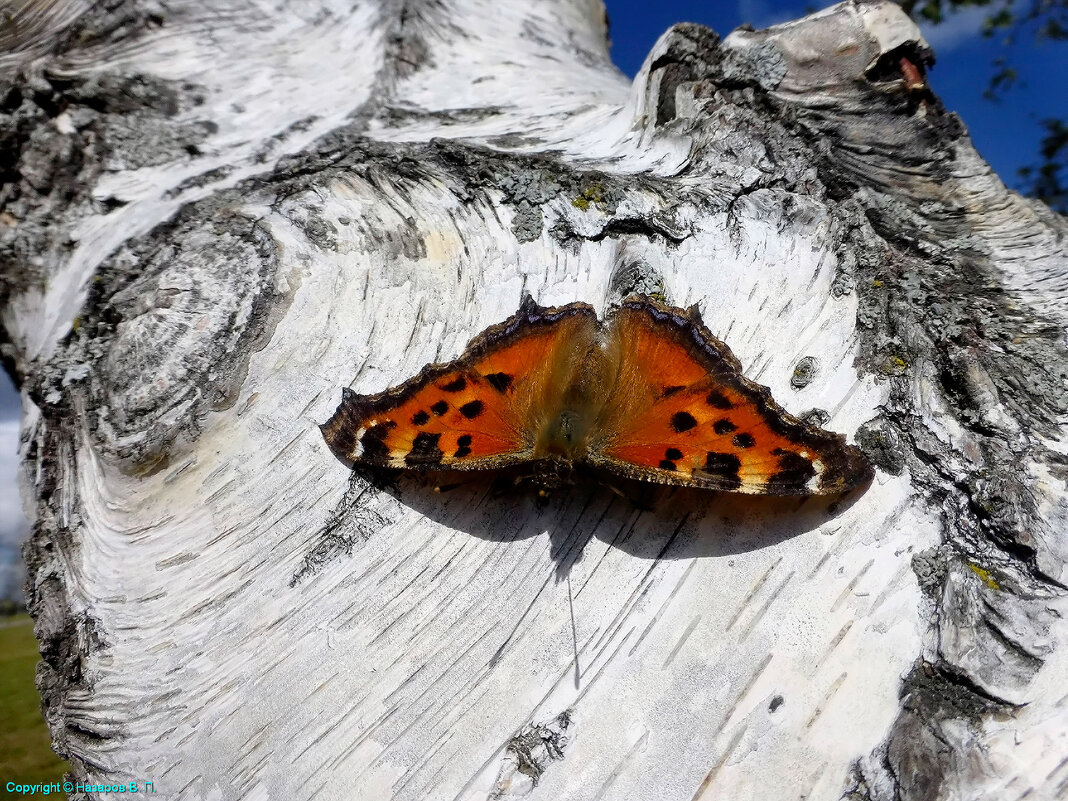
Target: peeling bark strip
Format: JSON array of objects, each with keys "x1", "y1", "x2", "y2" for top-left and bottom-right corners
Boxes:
[
  {"x1": 1, "y1": 1, "x2": 1066, "y2": 800},
  {"x1": 493, "y1": 710, "x2": 573, "y2": 794}
]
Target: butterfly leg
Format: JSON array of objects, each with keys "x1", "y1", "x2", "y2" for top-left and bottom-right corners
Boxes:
[
  {"x1": 433, "y1": 482, "x2": 465, "y2": 493},
  {"x1": 592, "y1": 474, "x2": 655, "y2": 512},
  {"x1": 484, "y1": 460, "x2": 577, "y2": 504}
]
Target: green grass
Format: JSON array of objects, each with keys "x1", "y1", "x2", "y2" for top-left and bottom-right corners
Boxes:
[{"x1": 0, "y1": 614, "x2": 69, "y2": 796}]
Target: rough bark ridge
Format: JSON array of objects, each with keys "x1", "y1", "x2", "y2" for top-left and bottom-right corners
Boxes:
[{"x1": 1, "y1": 1, "x2": 1066, "y2": 799}]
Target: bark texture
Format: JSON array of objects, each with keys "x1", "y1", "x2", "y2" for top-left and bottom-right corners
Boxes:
[{"x1": 1, "y1": 1, "x2": 1066, "y2": 799}]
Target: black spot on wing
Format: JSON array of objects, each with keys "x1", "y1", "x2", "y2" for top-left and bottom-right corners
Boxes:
[
  {"x1": 713, "y1": 419, "x2": 737, "y2": 435},
  {"x1": 767, "y1": 448, "x2": 816, "y2": 489},
  {"x1": 406, "y1": 432, "x2": 443, "y2": 466},
  {"x1": 665, "y1": 447, "x2": 683, "y2": 460},
  {"x1": 412, "y1": 410, "x2": 430, "y2": 426},
  {"x1": 706, "y1": 390, "x2": 733, "y2": 409},
  {"x1": 703, "y1": 451, "x2": 742, "y2": 489},
  {"x1": 431, "y1": 400, "x2": 448, "y2": 416},
  {"x1": 671, "y1": 411, "x2": 697, "y2": 432},
  {"x1": 360, "y1": 421, "x2": 397, "y2": 462},
  {"x1": 659, "y1": 460, "x2": 677, "y2": 471},
  {"x1": 732, "y1": 433, "x2": 755, "y2": 449},
  {"x1": 454, "y1": 434, "x2": 473, "y2": 458},
  {"x1": 440, "y1": 376, "x2": 466, "y2": 392},
  {"x1": 485, "y1": 372, "x2": 513, "y2": 393},
  {"x1": 459, "y1": 400, "x2": 484, "y2": 419}
]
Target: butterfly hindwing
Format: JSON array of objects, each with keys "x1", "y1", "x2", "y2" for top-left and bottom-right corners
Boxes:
[
  {"x1": 588, "y1": 298, "x2": 872, "y2": 495},
  {"x1": 320, "y1": 298, "x2": 599, "y2": 471}
]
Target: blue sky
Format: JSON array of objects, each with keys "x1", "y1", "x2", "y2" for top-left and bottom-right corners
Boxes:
[{"x1": 0, "y1": 0, "x2": 1063, "y2": 599}]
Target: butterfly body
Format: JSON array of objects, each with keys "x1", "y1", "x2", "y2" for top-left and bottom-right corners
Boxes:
[
  {"x1": 322, "y1": 296, "x2": 873, "y2": 496},
  {"x1": 537, "y1": 410, "x2": 586, "y2": 458}
]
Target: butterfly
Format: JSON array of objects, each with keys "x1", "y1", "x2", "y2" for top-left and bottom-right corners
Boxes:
[{"x1": 320, "y1": 295, "x2": 873, "y2": 496}]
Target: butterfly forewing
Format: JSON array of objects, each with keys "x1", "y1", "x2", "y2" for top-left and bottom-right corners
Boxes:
[
  {"x1": 321, "y1": 300, "x2": 598, "y2": 471},
  {"x1": 588, "y1": 298, "x2": 872, "y2": 495}
]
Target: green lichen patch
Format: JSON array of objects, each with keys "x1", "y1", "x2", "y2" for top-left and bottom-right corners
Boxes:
[
  {"x1": 967, "y1": 563, "x2": 1000, "y2": 591},
  {"x1": 571, "y1": 181, "x2": 606, "y2": 211}
]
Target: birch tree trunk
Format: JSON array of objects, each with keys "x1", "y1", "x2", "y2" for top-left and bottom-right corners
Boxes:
[{"x1": 2, "y1": 1, "x2": 1066, "y2": 799}]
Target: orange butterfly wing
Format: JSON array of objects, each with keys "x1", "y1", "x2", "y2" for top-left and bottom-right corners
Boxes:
[
  {"x1": 587, "y1": 298, "x2": 873, "y2": 495},
  {"x1": 320, "y1": 298, "x2": 598, "y2": 471}
]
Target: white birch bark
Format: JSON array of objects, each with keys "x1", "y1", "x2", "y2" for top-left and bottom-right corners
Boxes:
[{"x1": 1, "y1": 1, "x2": 1066, "y2": 799}]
